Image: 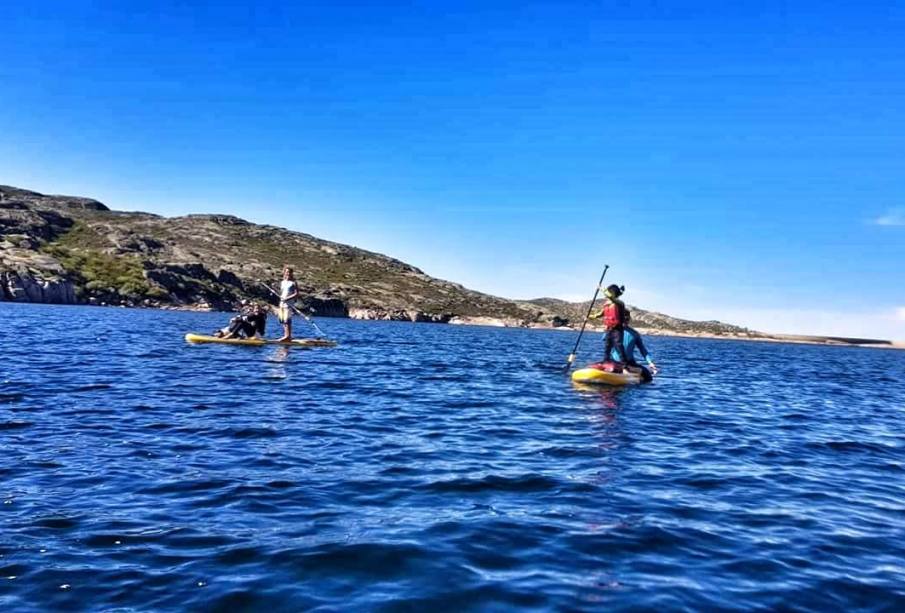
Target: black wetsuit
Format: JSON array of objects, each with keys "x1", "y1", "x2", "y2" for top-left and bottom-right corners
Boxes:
[{"x1": 224, "y1": 311, "x2": 267, "y2": 338}]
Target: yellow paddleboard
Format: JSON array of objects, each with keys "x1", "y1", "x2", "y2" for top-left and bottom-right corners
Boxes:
[
  {"x1": 571, "y1": 367, "x2": 642, "y2": 386},
  {"x1": 184, "y1": 333, "x2": 336, "y2": 348}
]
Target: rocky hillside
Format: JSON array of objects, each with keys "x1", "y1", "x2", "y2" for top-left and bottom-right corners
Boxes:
[
  {"x1": 524, "y1": 298, "x2": 759, "y2": 336},
  {"x1": 1, "y1": 184, "x2": 753, "y2": 335},
  {"x1": 0, "y1": 185, "x2": 562, "y2": 323}
]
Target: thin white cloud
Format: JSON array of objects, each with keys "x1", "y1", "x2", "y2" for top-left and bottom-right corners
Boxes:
[
  {"x1": 896, "y1": 307, "x2": 905, "y2": 321},
  {"x1": 874, "y1": 208, "x2": 905, "y2": 226}
]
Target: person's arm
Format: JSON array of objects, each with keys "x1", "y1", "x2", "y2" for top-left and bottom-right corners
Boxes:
[{"x1": 588, "y1": 300, "x2": 607, "y2": 320}]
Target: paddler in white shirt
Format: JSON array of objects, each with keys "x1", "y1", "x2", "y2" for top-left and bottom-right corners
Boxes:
[{"x1": 276, "y1": 266, "x2": 300, "y2": 342}]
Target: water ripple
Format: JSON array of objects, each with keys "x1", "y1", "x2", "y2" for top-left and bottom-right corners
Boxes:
[{"x1": 1, "y1": 304, "x2": 904, "y2": 610}]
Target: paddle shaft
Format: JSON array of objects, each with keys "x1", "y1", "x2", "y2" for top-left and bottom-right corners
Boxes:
[
  {"x1": 262, "y1": 283, "x2": 327, "y2": 337},
  {"x1": 565, "y1": 264, "x2": 610, "y2": 370}
]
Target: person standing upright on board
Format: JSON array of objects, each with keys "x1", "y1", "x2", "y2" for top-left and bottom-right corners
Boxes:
[
  {"x1": 277, "y1": 266, "x2": 300, "y2": 342},
  {"x1": 590, "y1": 284, "x2": 630, "y2": 367}
]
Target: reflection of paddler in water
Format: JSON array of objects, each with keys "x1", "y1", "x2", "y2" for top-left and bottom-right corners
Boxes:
[
  {"x1": 587, "y1": 386, "x2": 619, "y2": 412},
  {"x1": 266, "y1": 345, "x2": 291, "y2": 380}
]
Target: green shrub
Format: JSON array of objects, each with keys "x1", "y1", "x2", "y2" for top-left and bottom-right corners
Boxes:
[{"x1": 43, "y1": 242, "x2": 163, "y2": 300}]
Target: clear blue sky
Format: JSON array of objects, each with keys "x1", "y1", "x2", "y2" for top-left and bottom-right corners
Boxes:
[{"x1": 3, "y1": 1, "x2": 904, "y2": 339}]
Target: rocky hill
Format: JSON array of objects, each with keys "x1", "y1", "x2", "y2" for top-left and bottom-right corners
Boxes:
[
  {"x1": 523, "y1": 297, "x2": 759, "y2": 336},
  {"x1": 1, "y1": 184, "x2": 754, "y2": 335}
]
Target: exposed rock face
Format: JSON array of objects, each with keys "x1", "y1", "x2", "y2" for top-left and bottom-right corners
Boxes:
[
  {"x1": 348, "y1": 307, "x2": 451, "y2": 323},
  {"x1": 300, "y1": 296, "x2": 349, "y2": 318},
  {"x1": 0, "y1": 270, "x2": 77, "y2": 304}
]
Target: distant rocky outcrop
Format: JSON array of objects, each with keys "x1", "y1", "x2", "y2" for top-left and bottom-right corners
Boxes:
[
  {"x1": 0, "y1": 183, "x2": 763, "y2": 337},
  {"x1": 522, "y1": 297, "x2": 759, "y2": 337}
]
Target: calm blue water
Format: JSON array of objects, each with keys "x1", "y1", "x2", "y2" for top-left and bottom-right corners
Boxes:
[{"x1": 2, "y1": 303, "x2": 905, "y2": 611}]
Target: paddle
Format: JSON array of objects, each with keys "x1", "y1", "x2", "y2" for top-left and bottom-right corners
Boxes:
[
  {"x1": 262, "y1": 283, "x2": 327, "y2": 338},
  {"x1": 564, "y1": 264, "x2": 610, "y2": 371}
]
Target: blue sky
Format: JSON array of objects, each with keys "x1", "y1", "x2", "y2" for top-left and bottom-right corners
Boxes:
[{"x1": 2, "y1": 1, "x2": 904, "y2": 339}]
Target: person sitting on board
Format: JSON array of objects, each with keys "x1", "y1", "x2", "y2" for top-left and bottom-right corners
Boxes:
[
  {"x1": 589, "y1": 284, "x2": 630, "y2": 368},
  {"x1": 214, "y1": 302, "x2": 267, "y2": 339},
  {"x1": 277, "y1": 266, "x2": 300, "y2": 342},
  {"x1": 613, "y1": 310, "x2": 658, "y2": 382}
]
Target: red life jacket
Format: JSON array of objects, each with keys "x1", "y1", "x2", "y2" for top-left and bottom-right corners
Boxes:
[{"x1": 603, "y1": 302, "x2": 622, "y2": 329}]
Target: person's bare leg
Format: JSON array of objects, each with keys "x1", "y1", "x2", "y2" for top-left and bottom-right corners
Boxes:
[{"x1": 277, "y1": 316, "x2": 292, "y2": 342}]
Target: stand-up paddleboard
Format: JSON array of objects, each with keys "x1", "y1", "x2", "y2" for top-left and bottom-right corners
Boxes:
[
  {"x1": 571, "y1": 363, "x2": 644, "y2": 386},
  {"x1": 185, "y1": 333, "x2": 336, "y2": 348}
]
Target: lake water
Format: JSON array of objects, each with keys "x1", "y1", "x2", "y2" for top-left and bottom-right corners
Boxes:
[{"x1": 2, "y1": 303, "x2": 905, "y2": 611}]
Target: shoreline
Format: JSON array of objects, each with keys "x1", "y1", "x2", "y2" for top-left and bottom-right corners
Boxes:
[{"x1": 3, "y1": 300, "x2": 902, "y2": 350}]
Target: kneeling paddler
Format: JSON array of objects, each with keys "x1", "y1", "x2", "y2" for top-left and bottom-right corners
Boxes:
[{"x1": 612, "y1": 310, "x2": 658, "y2": 382}]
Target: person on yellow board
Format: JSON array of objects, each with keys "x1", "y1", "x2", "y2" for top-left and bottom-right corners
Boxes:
[
  {"x1": 590, "y1": 284, "x2": 629, "y2": 366},
  {"x1": 276, "y1": 266, "x2": 300, "y2": 342},
  {"x1": 213, "y1": 302, "x2": 267, "y2": 339},
  {"x1": 614, "y1": 310, "x2": 659, "y2": 382}
]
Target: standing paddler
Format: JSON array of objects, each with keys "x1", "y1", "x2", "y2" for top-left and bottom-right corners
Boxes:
[
  {"x1": 590, "y1": 284, "x2": 630, "y2": 367},
  {"x1": 276, "y1": 266, "x2": 300, "y2": 342}
]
